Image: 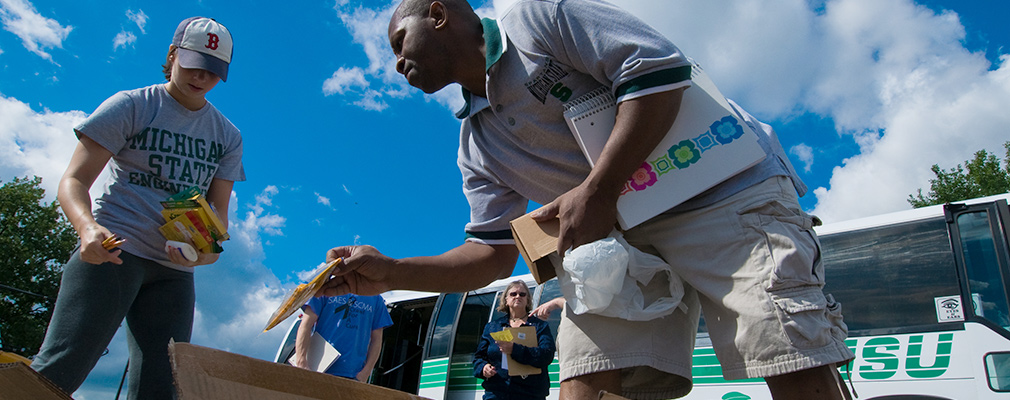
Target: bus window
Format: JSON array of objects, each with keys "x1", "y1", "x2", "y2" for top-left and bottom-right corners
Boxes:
[
  {"x1": 535, "y1": 280, "x2": 564, "y2": 338},
  {"x1": 452, "y1": 292, "x2": 497, "y2": 364},
  {"x1": 986, "y1": 352, "x2": 1010, "y2": 391},
  {"x1": 820, "y1": 217, "x2": 961, "y2": 334},
  {"x1": 427, "y1": 293, "x2": 463, "y2": 359},
  {"x1": 957, "y1": 210, "x2": 1010, "y2": 328}
]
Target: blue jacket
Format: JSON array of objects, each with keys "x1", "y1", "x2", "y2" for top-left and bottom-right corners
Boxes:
[{"x1": 472, "y1": 315, "x2": 555, "y2": 400}]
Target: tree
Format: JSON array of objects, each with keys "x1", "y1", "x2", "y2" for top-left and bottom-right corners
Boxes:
[
  {"x1": 908, "y1": 141, "x2": 1010, "y2": 208},
  {"x1": 0, "y1": 176, "x2": 78, "y2": 357}
]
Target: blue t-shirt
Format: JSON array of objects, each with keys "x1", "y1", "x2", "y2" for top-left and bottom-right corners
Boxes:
[{"x1": 304, "y1": 294, "x2": 393, "y2": 378}]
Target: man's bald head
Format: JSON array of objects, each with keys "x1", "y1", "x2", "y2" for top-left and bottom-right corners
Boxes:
[
  {"x1": 392, "y1": 0, "x2": 478, "y2": 23},
  {"x1": 388, "y1": 0, "x2": 487, "y2": 95}
]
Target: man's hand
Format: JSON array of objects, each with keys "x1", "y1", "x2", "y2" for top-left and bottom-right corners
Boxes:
[
  {"x1": 531, "y1": 181, "x2": 619, "y2": 255},
  {"x1": 356, "y1": 369, "x2": 370, "y2": 382},
  {"x1": 482, "y1": 363, "x2": 497, "y2": 378},
  {"x1": 529, "y1": 297, "x2": 565, "y2": 320},
  {"x1": 318, "y1": 245, "x2": 396, "y2": 297}
]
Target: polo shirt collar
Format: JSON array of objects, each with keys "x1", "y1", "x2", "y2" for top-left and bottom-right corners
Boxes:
[{"x1": 455, "y1": 18, "x2": 507, "y2": 119}]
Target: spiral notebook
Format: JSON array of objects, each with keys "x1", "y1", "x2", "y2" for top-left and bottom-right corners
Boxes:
[{"x1": 563, "y1": 63, "x2": 766, "y2": 229}]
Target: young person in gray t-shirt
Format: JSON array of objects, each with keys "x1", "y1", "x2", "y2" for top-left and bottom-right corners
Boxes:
[{"x1": 32, "y1": 17, "x2": 244, "y2": 400}]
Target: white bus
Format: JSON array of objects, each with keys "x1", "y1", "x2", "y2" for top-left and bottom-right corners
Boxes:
[{"x1": 276, "y1": 193, "x2": 1010, "y2": 399}]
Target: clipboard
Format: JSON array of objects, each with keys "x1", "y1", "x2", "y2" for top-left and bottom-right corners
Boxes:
[
  {"x1": 504, "y1": 325, "x2": 542, "y2": 376},
  {"x1": 286, "y1": 332, "x2": 341, "y2": 373},
  {"x1": 263, "y1": 258, "x2": 342, "y2": 332}
]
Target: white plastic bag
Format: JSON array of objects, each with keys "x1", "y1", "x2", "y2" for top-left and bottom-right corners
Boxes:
[{"x1": 557, "y1": 231, "x2": 686, "y2": 321}]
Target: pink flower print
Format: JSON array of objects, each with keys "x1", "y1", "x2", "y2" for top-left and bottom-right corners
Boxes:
[{"x1": 629, "y1": 162, "x2": 658, "y2": 191}]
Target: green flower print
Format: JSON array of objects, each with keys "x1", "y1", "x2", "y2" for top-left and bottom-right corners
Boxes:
[{"x1": 669, "y1": 140, "x2": 701, "y2": 169}]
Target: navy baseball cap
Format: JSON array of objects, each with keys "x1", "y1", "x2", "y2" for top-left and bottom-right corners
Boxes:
[{"x1": 173, "y1": 17, "x2": 233, "y2": 82}]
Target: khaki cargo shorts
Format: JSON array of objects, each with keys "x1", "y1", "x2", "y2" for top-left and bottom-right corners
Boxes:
[{"x1": 556, "y1": 176, "x2": 854, "y2": 399}]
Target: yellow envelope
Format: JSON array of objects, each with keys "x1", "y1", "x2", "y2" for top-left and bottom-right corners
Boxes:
[
  {"x1": 263, "y1": 259, "x2": 342, "y2": 332},
  {"x1": 490, "y1": 330, "x2": 514, "y2": 342}
]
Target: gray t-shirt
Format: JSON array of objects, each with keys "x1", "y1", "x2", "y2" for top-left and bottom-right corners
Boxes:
[
  {"x1": 458, "y1": 0, "x2": 805, "y2": 243},
  {"x1": 76, "y1": 84, "x2": 244, "y2": 271}
]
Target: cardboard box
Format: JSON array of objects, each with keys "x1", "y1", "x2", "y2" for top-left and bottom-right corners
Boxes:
[
  {"x1": 169, "y1": 342, "x2": 431, "y2": 400},
  {"x1": 509, "y1": 212, "x2": 561, "y2": 284},
  {"x1": 0, "y1": 362, "x2": 73, "y2": 400}
]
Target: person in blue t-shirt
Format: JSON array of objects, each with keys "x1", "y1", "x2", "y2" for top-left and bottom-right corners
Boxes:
[{"x1": 292, "y1": 294, "x2": 393, "y2": 381}]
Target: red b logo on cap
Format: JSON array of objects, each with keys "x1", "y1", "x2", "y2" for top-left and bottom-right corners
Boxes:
[{"x1": 206, "y1": 33, "x2": 219, "y2": 50}]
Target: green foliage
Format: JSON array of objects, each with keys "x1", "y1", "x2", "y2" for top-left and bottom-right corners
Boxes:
[
  {"x1": 0, "y1": 176, "x2": 78, "y2": 357},
  {"x1": 908, "y1": 141, "x2": 1010, "y2": 208}
]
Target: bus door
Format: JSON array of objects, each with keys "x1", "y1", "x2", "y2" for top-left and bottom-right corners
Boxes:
[
  {"x1": 946, "y1": 199, "x2": 1010, "y2": 394},
  {"x1": 418, "y1": 292, "x2": 464, "y2": 400},
  {"x1": 416, "y1": 290, "x2": 501, "y2": 400},
  {"x1": 373, "y1": 296, "x2": 436, "y2": 394}
]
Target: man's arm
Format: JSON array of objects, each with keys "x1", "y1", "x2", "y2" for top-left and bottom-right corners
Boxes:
[
  {"x1": 319, "y1": 241, "x2": 518, "y2": 296},
  {"x1": 356, "y1": 328, "x2": 384, "y2": 382},
  {"x1": 292, "y1": 307, "x2": 318, "y2": 369},
  {"x1": 533, "y1": 88, "x2": 686, "y2": 253}
]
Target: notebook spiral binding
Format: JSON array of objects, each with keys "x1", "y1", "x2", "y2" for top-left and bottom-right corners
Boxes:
[{"x1": 563, "y1": 86, "x2": 616, "y2": 121}]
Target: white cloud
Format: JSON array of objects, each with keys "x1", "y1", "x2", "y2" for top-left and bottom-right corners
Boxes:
[
  {"x1": 323, "y1": 1, "x2": 422, "y2": 110},
  {"x1": 0, "y1": 93, "x2": 101, "y2": 200},
  {"x1": 245, "y1": 186, "x2": 286, "y2": 237},
  {"x1": 353, "y1": 89, "x2": 389, "y2": 111},
  {"x1": 126, "y1": 9, "x2": 147, "y2": 34},
  {"x1": 315, "y1": 192, "x2": 331, "y2": 206},
  {"x1": 249, "y1": 185, "x2": 279, "y2": 215},
  {"x1": 112, "y1": 30, "x2": 136, "y2": 50},
  {"x1": 0, "y1": 0, "x2": 72, "y2": 62},
  {"x1": 790, "y1": 144, "x2": 815, "y2": 173},
  {"x1": 323, "y1": 66, "x2": 369, "y2": 96}
]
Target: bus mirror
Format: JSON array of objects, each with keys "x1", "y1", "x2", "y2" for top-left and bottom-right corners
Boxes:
[{"x1": 985, "y1": 352, "x2": 1010, "y2": 391}]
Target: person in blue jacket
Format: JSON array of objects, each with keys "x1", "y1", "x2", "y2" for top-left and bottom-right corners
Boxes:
[{"x1": 473, "y1": 280, "x2": 555, "y2": 400}]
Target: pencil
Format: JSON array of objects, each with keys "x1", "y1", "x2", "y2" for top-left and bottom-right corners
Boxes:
[{"x1": 102, "y1": 235, "x2": 126, "y2": 250}]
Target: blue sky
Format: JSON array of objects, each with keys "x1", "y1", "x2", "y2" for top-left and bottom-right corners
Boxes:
[{"x1": 1, "y1": 0, "x2": 1008, "y2": 397}]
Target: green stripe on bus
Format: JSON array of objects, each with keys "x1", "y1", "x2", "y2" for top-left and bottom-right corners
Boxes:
[
  {"x1": 420, "y1": 376, "x2": 446, "y2": 386},
  {"x1": 419, "y1": 358, "x2": 450, "y2": 389},
  {"x1": 422, "y1": 358, "x2": 449, "y2": 367}
]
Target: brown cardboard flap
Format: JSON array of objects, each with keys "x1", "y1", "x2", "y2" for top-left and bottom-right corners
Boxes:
[
  {"x1": 169, "y1": 341, "x2": 431, "y2": 400},
  {"x1": 509, "y1": 212, "x2": 560, "y2": 284},
  {"x1": 0, "y1": 362, "x2": 73, "y2": 400}
]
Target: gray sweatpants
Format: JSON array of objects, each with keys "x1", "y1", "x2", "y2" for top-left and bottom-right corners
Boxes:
[{"x1": 32, "y1": 250, "x2": 195, "y2": 400}]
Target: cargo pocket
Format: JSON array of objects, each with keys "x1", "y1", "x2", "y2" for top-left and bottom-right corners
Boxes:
[
  {"x1": 739, "y1": 199, "x2": 824, "y2": 291},
  {"x1": 771, "y1": 288, "x2": 834, "y2": 349}
]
